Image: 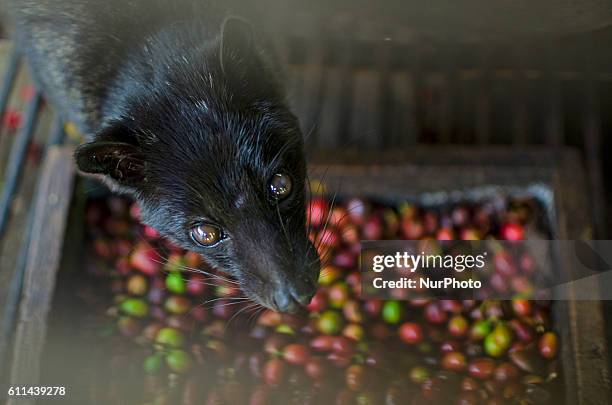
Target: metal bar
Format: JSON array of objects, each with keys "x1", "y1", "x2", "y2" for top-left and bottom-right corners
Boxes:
[
  {"x1": 46, "y1": 114, "x2": 65, "y2": 147},
  {"x1": 0, "y1": 113, "x2": 63, "y2": 383},
  {"x1": 0, "y1": 92, "x2": 42, "y2": 237},
  {"x1": 0, "y1": 48, "x2": 20, "y2": 122}
]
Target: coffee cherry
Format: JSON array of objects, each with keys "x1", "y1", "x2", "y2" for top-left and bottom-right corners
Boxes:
[
  {"x1": 346, "y1": 198, "x2": 367, "y2": 224},
  {"x1": 511, "y1": 299, "x2": 531, "y2": 317},
  {"x1": 328, "y1": 282, "x2": 350, "y2": 308},
  {"x1": 318, "y1": 265, "x2": 342, "y2": 286},
  {"x1": 155, "y1": 327, "x2": 184, "y2": 348},
  {"x1": 342, "y1": 300, "x2": 363, "y2": 323},
  {"x1": 452, "y1": 206, "x2": 470, "y2": 227},
  {"x1": 509, "y1": 319, "x2": 535, "y2": 342},
  {"x1": 317, "y1": 310, "x2": 344, "y2": 335},
  {"x1": 166, "y1": 272, "x2": 187, "y2": 294},
  {"x1": 130, "y1": 242, "x2": 162, "y2": 275},
  {"x1": 327, "y1": 351, "x2": 352, "y2": 368},
  {"x1": 310, "y1": 335, "x2": 335, "y2": 352},
  {"x1": 362, "y1": 216, "x2": 383, "y2": 240},
  {"x1": 307, "y1": 197, "x2": 328, "y2": 227},
  {"x1": 283, "y1": 344, "x2": 310, "y2": 366},
  {"x1": 493, "y1": 362, "x2": 519, "y2": 382},
  {"x1": 343, "y1": 323, "x2": 365, "y2": 341},
  {"x1": 345, "y1": 364, "x2": 366, "y2": 391},
  {"x1": 329, "y1": 206, "x2": 350, "y2": 228},
  {"x1": 183, "y1": 250, "x2": 202, "y2": 267},
  {"x1": 263, "y1": 359, "x2": 286, "y2": 387},
  {"x1": 316, "y1": 228, "x2": 339, "y2": 249},
  {"x1": 460, "y1": 228, "x2": 481, "y2": 240},
  {"x1": 120, "y1": 298, "x2": 149, "y2": 317},
  {"x1": 436, "y1": 227, "x2": 455, "y2": 240},
  {"x1": 409, "y1": 366, "x2": 430, "y2": 384},
  {"x1": 519, "y1": 253, "x2": 536, "y2": 274},
  {"x1": 305, "y1": 357, "x2": 327, "y2": 381},
  {"x1": 424, "y1": 302, "x2": 447, "y2": 324},
  {"x1": 538, "y1": 332, "x2": 558, "y2": 359},
  {"x1": 364, "y1": 300, "x2": 382, "y2": 317},
  {"x1": 332, "y1": 336, "x2": 356, "y2": 356},
  {"x1": 470, "y1": 320, "x2": 491, "y2": 341},
  {"x1": 91, "y1": 194, "x2": 560, "y2": 403},
  {"x1": 166, "y1": 349, "x2": 192, "y2": 373},
  {"x1": 500, "y1": 222, "x2": 525, "y2": 241},
  {"x1": 306, "y1": 290, "x2": 327, "y2": 312},
  {"x1": 382, "y1": 300, "x2": 403, "y2": 324},
  {"x1": 257, "y1": 310, "x2": 282, "y2": 327},
  {"x1": 117, "y1": 316, "x2": 141, "y2": 337},
  {"x1": 334, "y1": 249, "x2": 357, "y2": 268},
  {"x1": 165, "y1": 295, "x2": 191, "y2": 315},
  {"x1": 492, "y1": 323, "x2": 513, "y2": 347},
  {"x1": 401, "y1": 217, "x2": 424, "y2": 239},
  {"x1": 143, "y1": 354, "x2": 163, "y2": 374},
  {"x1": 468, "y1": 358, "x2": 496, "y2": 380},
  {"x1": 440, "y1": 299, "x2": 462, "y2": 314},
  {"x1": 441, "y1": 352, "x2": 467, "y2": 372},
  {"x1": 399, "y1": 322, "x2": 423, "y2": 345},
  {"x1": 484, "y1": 335, "x2": 503, "y2": 357},
  {"x1": 264, "y1": 334, "x2": 290, "y2": 355},
  {"x1": 440, "y1": 340, "x2": 461, "y2": 353},
  {"x1": 448, "y1": 315, "x2": 469, "y2": 337},
  {"x1": 126, "y1": 274, "x2": 148, "y2": 296}
]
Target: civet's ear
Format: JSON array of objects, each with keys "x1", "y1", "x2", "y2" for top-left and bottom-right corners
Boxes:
[
  {"x1": 219, "y1": 15, "x2": 255, "y2": 75},
  {"x1": 74, "y1": 141, "x2": 146, "y2": 189}
]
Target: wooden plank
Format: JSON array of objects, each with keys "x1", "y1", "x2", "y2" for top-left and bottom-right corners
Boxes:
[
  {"x1": 553, "y1": 151, "x2": 610, "y2": 405},
  {"x1": 7, "y1": 147, "x2": 75, "y2": 405}
]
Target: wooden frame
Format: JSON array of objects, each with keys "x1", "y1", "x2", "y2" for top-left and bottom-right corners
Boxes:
[
  {"x1": 309, "y1": 147, "x2": 610, "y2": 404},
  {"x1": 6, "y1": 147, "x2": 75, "y2": 405}
]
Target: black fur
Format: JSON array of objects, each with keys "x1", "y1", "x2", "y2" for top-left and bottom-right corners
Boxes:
[{"x1": 9, "y1": 0, "x2": 319, "y2": 313}]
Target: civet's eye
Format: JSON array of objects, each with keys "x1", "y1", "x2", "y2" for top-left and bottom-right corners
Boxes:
[
  {"x1": 269, "y1": 173, "x2": 292, "y2": 200},
  {"x1": 190, "y1": 223, "x2": 223, "y2": 247}
]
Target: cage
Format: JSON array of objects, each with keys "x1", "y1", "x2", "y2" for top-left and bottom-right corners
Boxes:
[{"x1": 0, "y1": 1, "x2": 611, "y2": 403}]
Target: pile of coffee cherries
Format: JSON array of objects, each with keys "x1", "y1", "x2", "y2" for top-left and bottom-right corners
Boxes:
[{"x1": 85, "y1": 192, "x2": 560, "y2": 404}]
